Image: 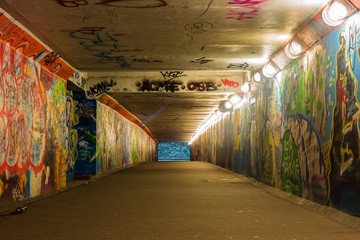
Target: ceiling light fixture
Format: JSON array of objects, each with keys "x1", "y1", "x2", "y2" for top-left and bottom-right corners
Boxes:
[
  {"x1": 322, "y1": 0, "x2": 354, "y2": 26},
  {"x1": 230, "y1": 94, "x2": 242, "y2": 104},
  {"x1": 253, "y1": 72, "x2": 262, "y2": 82},
  {"x1": 262, "y1": 61, "x2": 278, "y2": 78},
  {"x1": 241, "y1": 82, "x2": 250, "y2": 93},
  {"x1": 224, "y1": 101, "x2": 233, "y2": 110},
  {"x1": 285, "y1": 38, "x2": 305, "y2": 59},
  {"x1": 188, "y1": 111, "x2": 227, "y2": 145}
]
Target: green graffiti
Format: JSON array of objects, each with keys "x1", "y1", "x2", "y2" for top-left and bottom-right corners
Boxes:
[
  {"x1": 281, "y1": 131, "x2": 301, "y2": 196},
  {"x1": 131, "y1": 141, "x2": 139, "y2": 163},
  {"x1": 51, "y1": 78, "x2": 66, "y2": 106},
  {"x1": 87, "y1": 133, "x2": 97, "y2": 145},
  {"x1": 289, "y1": 68, "x2": 307, "y2": 114},
  {"x1": 326, "y1": 58, "x2": 332, "y2": 70},
  {"x1": 80, "y1": 150, "x2": 91, "y2": 160},
  {"x1": 319, "y1": 76, "x2": 324, "y2": 89},
  {"x1": 317, "y1": 101, "x2": 323, "y2": 111},
  {"x1": 316, "y1": 51, "x2": 323, "y2": 68}
]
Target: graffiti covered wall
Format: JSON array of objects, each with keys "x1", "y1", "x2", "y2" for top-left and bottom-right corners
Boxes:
[
  {"x1": 190, "y1": 112, "x2": 234, "y2": 169},
  {"x1": 72, "y1": 91, "x2": 98, "y2": 177},
  {"x1": 190, "y1": 12, "x2": 360, "y2": 217},
  {"x1": 97, "y1": 102, "x2": 157, "y2": 174},
  {"x1": 0, "y1": 39, "x2": 68, "y2": 209}
]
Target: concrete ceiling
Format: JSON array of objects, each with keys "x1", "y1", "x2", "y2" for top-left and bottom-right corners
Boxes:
[
  {"x1": 0, "y1": 0, "x2": 328, "y2": 142},
  {"x1": 108, "y1": 92, "x2": 231, "y2": 142}
]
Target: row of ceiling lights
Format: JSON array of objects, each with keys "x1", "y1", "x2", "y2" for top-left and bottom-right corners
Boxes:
[
  {"x1": 255, "y1": 0, "x2": 358, "y2": 81},
  {"x1": 188, "y1": 0, "x2": 358, "y2": 145},
  {"x1": 188, "y1": 89, "x2": 249, "y2": 145}
]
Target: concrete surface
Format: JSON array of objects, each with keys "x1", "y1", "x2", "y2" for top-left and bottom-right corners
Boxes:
[{"x1": 1, "y1": 161, "x2": 360, "y2": 240}]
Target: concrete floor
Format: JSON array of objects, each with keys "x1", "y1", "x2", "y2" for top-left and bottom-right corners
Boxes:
[{"x1": 1, "y1": 161, "x2": 360, "y2": 240}]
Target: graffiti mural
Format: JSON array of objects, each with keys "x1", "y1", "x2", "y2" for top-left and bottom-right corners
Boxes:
[
  {"x1": 72, "y1": 91, "x2": 98, "y2": 176},
  {"x1": 97, "y1": 102, "x2": 157, "y2": 174},
  {"x1": 233, "y1": 104, "x2": 251, "y2": 175},
  {"x1": 69, "y1": 27, "x2": 130, "y2": 68},
  {"x1": 66, "y1": 90, "x2": 79, "y2": 180},
  {"x1": 226, "y1": 0, "x2": 269, "y2": 21},
  {"x1": 0, "y1": 11, "x2": 75, "y2": 80},
  {"x1": 0, "y1": 37, "x2": 69, "y2": 208},
  {"x1": 190, "y1": 11, "x2": 360, "y2": 217},
  {"x1": 326, "y1": 14, "x2": 360, "y2": 215}
]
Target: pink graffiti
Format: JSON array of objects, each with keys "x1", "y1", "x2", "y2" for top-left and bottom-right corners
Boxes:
[
  {"x1": 0, "y1": 41, "x2": 47, "y2": 174},
  {"x1": 226, "y1": 0, "x2": 269, "y2": 21},
  {"x1": 54, "y1": 0, "x2": 88, "y2": 7},
  {"x1": 221, "y1": 78, "x2": 240, "y2": 88}
]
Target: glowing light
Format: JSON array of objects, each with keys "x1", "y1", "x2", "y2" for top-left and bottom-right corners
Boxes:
[
  {"x1": 276, "y1": 34, "x2": 291, "y2": 41},
  {"x1": 188, "y1": 111, "x2": 228, "y2": 145},
  {"x1": 262, "y1": 62, "x2": 277, "y2": 78},
  {"x1": 276, "y1": 72, "x2": 283, "y2": 83},
  {"x1": 322, "y1": 0, "x2": 352, "y2": 26},
  {"x1": 253, "y1": 72, "x2": 261, "y2": 82},
  {"x1": 241, "y1": 82, "x2": 250, "y2": 93},
  {"x1": 224, "y1": 101, "x2": 233, "y2": 109},
  {"x1": 230, "y1": 94, "x2": 241, "y2": 104},
  {"x1": 285, "y1": 39, "x2": 304, "y2": 59},
  {"x1": 247, "y1": 56, "x2": 268, "y2": 64}
]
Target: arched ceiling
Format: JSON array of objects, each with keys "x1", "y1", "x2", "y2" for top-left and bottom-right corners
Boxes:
[{"x1": 0, "y1": 0, "x2": 328, "y2": 142}]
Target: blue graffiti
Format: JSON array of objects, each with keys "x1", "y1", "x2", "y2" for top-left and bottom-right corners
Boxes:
[{"x1": 69, "y1": 27, "x2": 130, "y2": 67}]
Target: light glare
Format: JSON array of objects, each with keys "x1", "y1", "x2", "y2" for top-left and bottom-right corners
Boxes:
[
  {"x1": 230, "y1": 94, "x2": 241, "y2": 104},
  {"x1": 263, "y1": 63, "x2": 277, "y2": 77},
  {"x1": 254, "y1": 72, "x2": 261, "y2": 82},
  {"x1": 225, "y1": 101, "x2": 233, "y2": 109},
  {"x1": 330, "y1": 2, "x2": 349, "y2": 19},
  {"x1": 241, "y1": 82, "x2": 250, "y2": 93},
  {"x1": 322, "y1": 0, "x2": 351, "y2": 26}
]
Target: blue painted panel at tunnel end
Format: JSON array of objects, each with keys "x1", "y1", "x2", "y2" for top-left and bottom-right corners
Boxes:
[{"x1": 158, "y1": 142, "x2": 190, "y2": 161}]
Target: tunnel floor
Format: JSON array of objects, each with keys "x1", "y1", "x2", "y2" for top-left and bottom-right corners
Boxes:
[{"x1": 1, "y1": 161, "x2": 360, "y2": 240}]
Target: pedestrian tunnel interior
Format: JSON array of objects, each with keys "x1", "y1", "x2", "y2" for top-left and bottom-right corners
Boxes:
[{"x1": 1, "y1": 0, "x2": 360, "y2": 220}]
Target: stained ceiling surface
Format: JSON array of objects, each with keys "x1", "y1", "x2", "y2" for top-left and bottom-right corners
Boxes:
[{"x1": 0, "y1": 0, "x2": 328, "y2": 142}]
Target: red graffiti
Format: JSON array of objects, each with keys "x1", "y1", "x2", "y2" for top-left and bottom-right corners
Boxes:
[
  {"x1": 80, "y1": 108, "x2": 95, "y2": 118},
  {"x1": 227, "y1": 0, "x2": 268, "y2": 6},
  {"x1": 226, "y1": 0, "x2": 269, "y2": 21},
  {"x1": 54, "y1": 0, "x2": 88, "y2": 7},
  {"x1": 0, "y1": 40, "x2": 47, "y2": 174},
  {"x1": 221, "y1": 78, "x2": 240, "y2": 88},
  {"x1": 0, "y1": 11, "x2": 75, "y2": 79}
]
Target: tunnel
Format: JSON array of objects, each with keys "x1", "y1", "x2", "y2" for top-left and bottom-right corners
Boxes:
[{"x1": 0, "y1": 0, "x2": 360, "y2": 239}]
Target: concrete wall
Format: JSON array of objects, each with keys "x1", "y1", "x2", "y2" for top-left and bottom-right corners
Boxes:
[{"x1": 190, "y1": 11, "x2": 360, "y2": 217}]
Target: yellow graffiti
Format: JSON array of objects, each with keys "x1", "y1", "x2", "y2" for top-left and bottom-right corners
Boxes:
[
  {"x1": 54, "y1": 139, "x2": 67, "y2": 191},
  {"x1": 327, "y1": 30, "x2": 360, "y2": 199},
  {"x1": 0, "y1": 179, "x2": 4, "y2": 197},
  {"x1": 262, "y1": 122, "x2": 277, "y2": 186},
  {"x1": 340, "y1": 121, "x2": 355, "y2": 176},
  {"x1": 17, "y1": 173, "x2": 28, "y2": 194},
  {"x1": 322, "y1": 141, "x2": 332, "y2": 200}
]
